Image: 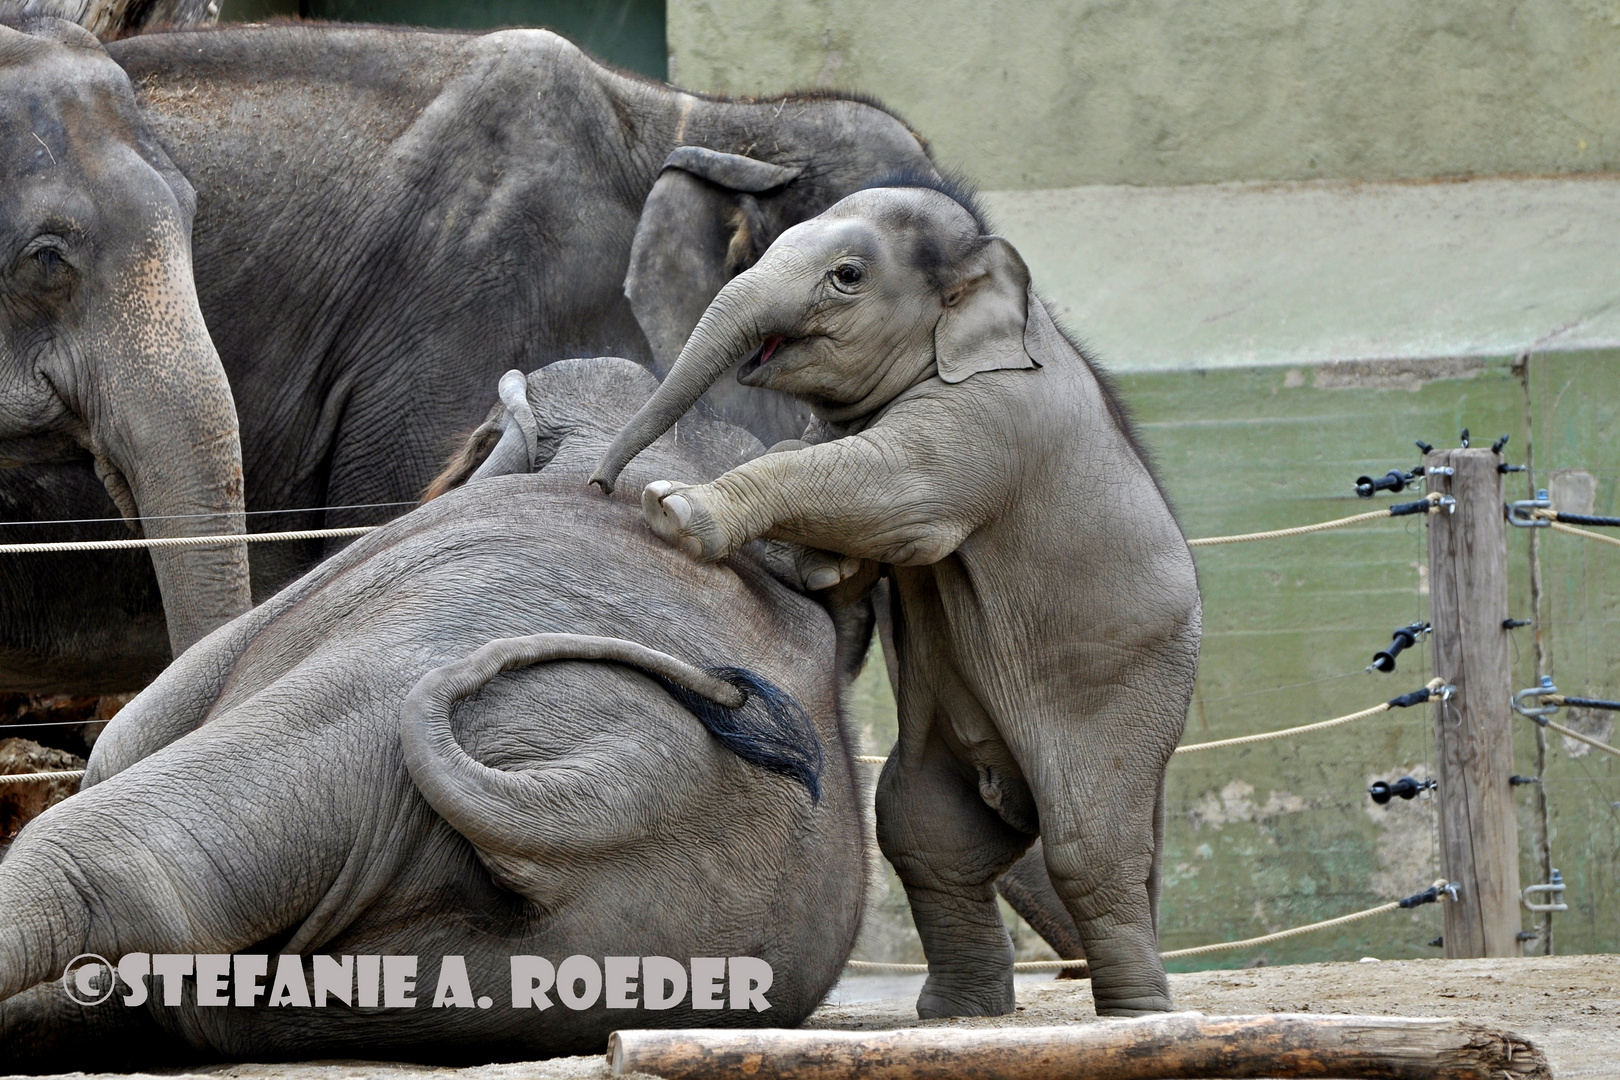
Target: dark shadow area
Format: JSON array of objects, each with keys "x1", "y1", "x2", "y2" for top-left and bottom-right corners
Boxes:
[{"x1": 218, "y1": 0, "x2": 667, "y2": 79}]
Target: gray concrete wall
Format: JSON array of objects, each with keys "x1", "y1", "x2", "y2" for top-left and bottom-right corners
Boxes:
[
  {"x1": 668, "y1": 0, "x2": 1620, "y2": 188},
  {"x1": 983, "y1": 176, "x2": 1620, "y2": 372}
]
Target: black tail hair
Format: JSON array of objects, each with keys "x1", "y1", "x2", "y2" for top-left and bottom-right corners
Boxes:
[{"x1": 657, "y1": 667, "x2": 824, "y2": 802}]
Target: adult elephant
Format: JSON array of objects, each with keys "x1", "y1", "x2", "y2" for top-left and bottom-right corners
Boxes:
[
  {"x1": 0, "y1": 358, "x2": 866, "y2": 1069},
  {"x1": 0, "y1": 19, "x2": 937, "y2": 693},
  {"x1": 0, "y1": 15, "x2": 250, "y2": 685}
]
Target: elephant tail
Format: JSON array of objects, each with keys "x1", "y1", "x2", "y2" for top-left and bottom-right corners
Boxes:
[
  {"x1": 400, "y1": 633, "x2": 823, "y2": 858},
  {"x1": 652, "y1": 664, "x2": 825, "y2": 801},
  {"x1": 420, "y1": 418, "x2": 503, "y2": 502}
]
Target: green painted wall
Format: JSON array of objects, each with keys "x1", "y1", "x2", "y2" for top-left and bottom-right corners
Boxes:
[
  {"x1": 848, "y1": 351, "x2": 1620, "y2": 968},
  {"x1": 1523, "y1": 352, "x2": 1620, "y2": 955},
  {"x1": 668, "y1": 0, "x2": 1620, "y2": 188}
]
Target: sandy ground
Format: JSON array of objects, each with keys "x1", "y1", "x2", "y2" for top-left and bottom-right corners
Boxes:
[{"x1": 6, "y1": 955, "x2": 1614, "y2": 1080}]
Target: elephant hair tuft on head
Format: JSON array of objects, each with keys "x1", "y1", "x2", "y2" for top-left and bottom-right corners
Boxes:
[
  {"x1": 657, "y1": 666, "x2": 825, "y2": 802},
  {"x1": 861, "y1": 165, "x2": 994, "y2": 234}
]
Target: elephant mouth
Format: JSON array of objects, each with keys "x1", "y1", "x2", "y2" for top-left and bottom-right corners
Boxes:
[{"x1": 737, "y1": 335, "x2": 785, "y2": 381}]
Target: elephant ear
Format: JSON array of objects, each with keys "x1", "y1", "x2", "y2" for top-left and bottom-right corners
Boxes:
[
  {"x1": 934, "y1": 236, "x2": 1042, "y2": 384},
  {"x1": 625, "y1": 147, "x2": 804, "y2": 377}
]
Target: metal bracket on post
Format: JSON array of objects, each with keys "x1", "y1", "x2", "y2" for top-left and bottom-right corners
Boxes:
[
  {"x1": 1507, "y1": 490, "x2": 1551, "y2": 528},
  {"x1": 1521, "y1": 869, "x2": 1568, "y2": 913},
  {"x1": 1512, "y1": 677, "x2": 1560, "y2": 723}
]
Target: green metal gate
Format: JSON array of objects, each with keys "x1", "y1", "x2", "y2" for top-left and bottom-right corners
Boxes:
[{"x1": 220, "y1": 0, "x2": 667, "y2": 80}]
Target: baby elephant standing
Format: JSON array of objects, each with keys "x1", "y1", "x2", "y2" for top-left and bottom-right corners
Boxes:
[{"x1": 592, "y1": 182, "x2": 1201, "y2": 1018}]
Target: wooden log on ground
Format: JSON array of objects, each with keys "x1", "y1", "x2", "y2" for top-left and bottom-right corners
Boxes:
[{"x1": 608, "y1": 1014, "x2": 1550, "y2": 1080}]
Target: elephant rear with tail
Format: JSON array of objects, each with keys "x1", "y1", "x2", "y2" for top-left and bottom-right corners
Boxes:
[{"x1": 401, "y1": 633, "x2": 828, "y2": 847}]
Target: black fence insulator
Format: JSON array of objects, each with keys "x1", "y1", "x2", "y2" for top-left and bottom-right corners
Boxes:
[
  {"x1": 1509, "y1": 775, "x2": 1541, "y2": 786},
  {"x1": 1427, "y1": 936, "x2": 1444, "y2": 948},
  {"x1": 1369, "y1": 777, "x2": 1436, "y2": 804},
  {"x1": 1400, "y1": 884, "x2": 1445, "y2": 908},
  {"x1": 1491, "y1": 434, "x2": 1510, "y2": 454},
  {"x1": 1460, "y1": 428, "x2": 1470, "y2": 448},
  {"x1": 1415, "y1": 440, "x2": 1434, "y2": 455},
  {"x1": 1554, "y1": 512, "x2": 1620, "y2": 528},
  {"x1": 1355, "y1": 469, "x2": 1417, "y2": 498},
  {"x1": 1503, "y1": 618, "x2": 1532, "y2": 629},
  {"x1": 1369, "y1": 622, "x2": 1429, "y2": 673},
  {"x1": 1389, "y1": 497, "x2": 1433, "y2": 517},
  {"x1": 1388, "y1": 685, "x2": 1441, "y2": 708},
  {"x1": 1517, "y1": 930, "x2": 1541, "y2": 942},
  {"x1": 1561, "y1": 696, "x2": 1620, "y2": 712}
]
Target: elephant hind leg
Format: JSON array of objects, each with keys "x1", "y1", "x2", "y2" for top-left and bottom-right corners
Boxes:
[
  {"x1": 994, "y1": 840, "x2": 1087, "y2": 974},
  {"x1": 875, "y1": 731, "x2": 1033, "y2": 1019},
  {"x1": 1018, "y1": 713, "x2": 1176, "y2": 1017}
]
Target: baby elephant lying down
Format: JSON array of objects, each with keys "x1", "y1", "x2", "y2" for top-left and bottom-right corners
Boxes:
[
  {"x1": 0, "y1": 359, "x2": 865, "y2": 1070},
  {"x1": 592, "y1": 181, "x2": 1202, "y2": 1019}
]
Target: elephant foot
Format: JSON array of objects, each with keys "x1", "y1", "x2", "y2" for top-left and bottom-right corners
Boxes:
[
  {"x1": 1092, "y1": 991, "x2": 1174, "y2": 1018},
  {"x1": 915, "y1": 969, "x2": 1016, "y2": 1019}
]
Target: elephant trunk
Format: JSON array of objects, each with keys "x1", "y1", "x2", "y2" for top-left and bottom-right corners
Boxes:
[
  {"x1": 400, "y1": 633, "x2": 745, "y2": 857},
  {"x1": 591, "y1": 272, "x2": 784, "y2": 494},
  {"x1": 85, "y1": 218, "x2": 250, "y2": 656}
]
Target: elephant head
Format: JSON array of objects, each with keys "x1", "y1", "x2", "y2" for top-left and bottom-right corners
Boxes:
[
  {"x1": 624, "y1": 115, "x2": 938, "y2": 446},
  {"x1": 593, "y1": 181, "x2": 1038, "y2": 492},
  {"x1": 0, "y1": 16, "x2": 249, "y2": 655}
]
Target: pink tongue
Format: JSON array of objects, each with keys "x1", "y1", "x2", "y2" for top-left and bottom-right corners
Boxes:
[{"x1": 760, "y1": 336, "x2": 782, "y2": 363}]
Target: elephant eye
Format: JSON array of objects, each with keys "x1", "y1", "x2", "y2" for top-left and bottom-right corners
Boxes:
[
  {"x1": 18, "y1": 236, "x2": 72, "y2": 289},
  {"x1": 832, "y1": 264, "x2": 863, "y2": 287}
]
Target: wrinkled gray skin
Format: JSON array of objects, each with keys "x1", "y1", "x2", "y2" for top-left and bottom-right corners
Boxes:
[
  {"x1": 0, "y1": 358, "x2": 865, "y2": 1069},
  {"x1": 0, "y1": 16, "x2": 249, "y2": 668},
  {"x1": 592, "y1": 187, "x2": 1202, "y2": 1018},
  {"x1": 0, "y1": 21, "x2": 936, "y2": 693}
]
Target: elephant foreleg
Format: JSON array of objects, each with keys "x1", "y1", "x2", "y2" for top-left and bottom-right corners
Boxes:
[
  {"x1": 638, "y1": 409, "x2": 1007, "y2": 568},
  {"x1": 0, "y1": 980, "x2": 178, "y2": 1072},
  {"x1": 1150, "y1": 771, "x2": 1166, "y2": 939}
]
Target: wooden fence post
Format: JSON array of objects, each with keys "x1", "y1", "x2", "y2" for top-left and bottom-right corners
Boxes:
[{"x1": 1425, "y1": 447, "x2": 1522, "y2": 958}]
